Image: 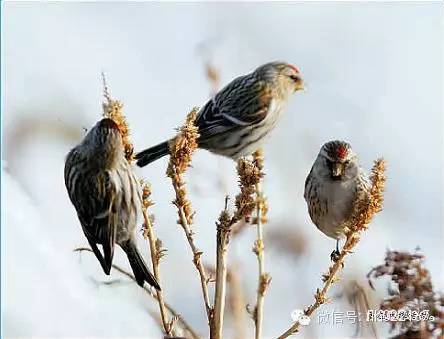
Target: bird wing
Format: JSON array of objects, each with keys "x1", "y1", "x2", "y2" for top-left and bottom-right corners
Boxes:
[
  {"x1": 196, "y1": 75, "x2": 272, "y2": 142},
  {"x1": 304, "y1": 166, "x2": 324, "y2": 227},
  {"x1": 65, "y1": 150, "x2": 116, "y2": 273}
]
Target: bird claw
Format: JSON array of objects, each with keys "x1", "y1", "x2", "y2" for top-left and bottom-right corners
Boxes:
[{"x1": 330, "y1": 249, "x2": 340, "y2": 262}]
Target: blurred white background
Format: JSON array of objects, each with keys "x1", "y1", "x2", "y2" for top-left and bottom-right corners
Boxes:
[{"x1": 2, "y1": 2, "x2": 443, "y2": 338}]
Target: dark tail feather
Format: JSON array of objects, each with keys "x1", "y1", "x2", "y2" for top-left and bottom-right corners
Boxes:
[
  {"x1": 135, "y1": 140, "x2": 170, "y2": 167},
  {"x1": 122, "y1": 241, "x2": 161, "y2": 290}
]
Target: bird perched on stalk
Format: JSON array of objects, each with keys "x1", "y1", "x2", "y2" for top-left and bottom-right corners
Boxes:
[
  {"x1": 304, "y1": 140, "x2": 370, "y2": 261},
  {"x1": 65, "y1": 118, "x2": 160, "y2": 290},
  {"x1": 135, "y1": 61, "x2": 304, "y2": 166}
]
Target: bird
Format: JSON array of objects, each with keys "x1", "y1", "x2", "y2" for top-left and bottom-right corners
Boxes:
[
  {"x1": 304, "y1": 140, "x2": 370, "y2": 261},
  {"x1": 135, "y1": 61, "x2": 304, "y2": 167},
  {"x1": 65, "y1": 118, "x2": 160, "y2": 290}
]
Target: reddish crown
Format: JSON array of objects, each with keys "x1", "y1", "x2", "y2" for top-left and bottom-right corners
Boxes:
[
  {"x1": 336, "y1": 145, "x2": 348, "y2": 159},
  {"x1": 288, "y1": 64, "x2": 300, "y2": 74}
]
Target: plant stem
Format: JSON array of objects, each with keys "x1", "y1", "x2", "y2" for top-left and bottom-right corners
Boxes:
[
  {"x1": 177, "y1": 206, "x2": 213, "y2": 322},
  {"x1": 212, "y1": 205, "x2": 231, "y2": 339},
  {"x1": 254, "y1": 181, "x2": 265, "y2": 339},
  {"x1": 142, "y1": 208, "x2": 171, "y2": 335},
  {"x1": 252, "y1": 150, "x2": 269, "y2": 339}
]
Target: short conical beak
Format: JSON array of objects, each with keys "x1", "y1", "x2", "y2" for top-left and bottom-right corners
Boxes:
[
  {"x1": 331, "y1": 162, "x2": 344, "y2": 178},
  {"x1": 295, "y1": 78, "x2": 305, "y2": 92}
]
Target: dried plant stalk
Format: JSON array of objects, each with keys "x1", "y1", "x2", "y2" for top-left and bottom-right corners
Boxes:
[
  {"x1": 212, "y1": 157, "x2": 264, "y2": 339},
  {"x1": 251, "y1": 149, "x2": 270, "y2": 339},
  {"x1": 100, "y1": 78, "x2": 171, "y2": 335},
  {"x1": 73, "y1": 247, "x2": 199, "y2": 339},
  {"x1": 277, "y1": 158, "x2": 386, "y2": 338},
  {"x1": 212, "y1": 206, "x2": 231, "y2": 339},
  {"x1": 141, "y1": 181, "x2": 171, "y2": 335},
  {"x1": 166, "y1": 108, "x2": 213, "y2": 323}
]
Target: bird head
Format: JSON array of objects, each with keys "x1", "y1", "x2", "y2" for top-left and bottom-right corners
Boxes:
[
  {"x1": 255, "y1": 61, "x2": 305, "y2": 97},
  {"x1": 82, "y1": 118, "x2": 124, "y2": 165},
  {"x1": 316, "y1": 140, "x2": 359, "y2": 181}
]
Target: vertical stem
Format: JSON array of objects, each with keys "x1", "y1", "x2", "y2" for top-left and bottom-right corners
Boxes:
[
  {"x1": 254, "y1": 181, "x2": 265, "y2": 339},
  {"x1": 212, "y1": 225, "x2": 230, "y2": 339},
  {"x1": 142, "y1": 209, "x2": 171, "y2": 335},
  {"x1": 177, "y1": 207, "x2": 213, "y2": 321}
]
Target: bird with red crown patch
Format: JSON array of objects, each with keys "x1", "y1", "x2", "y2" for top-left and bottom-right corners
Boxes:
[{"x1": 304, "y1": 140, "x2": 370, "y2": 261}]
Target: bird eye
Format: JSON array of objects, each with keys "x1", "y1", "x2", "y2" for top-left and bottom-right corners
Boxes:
[
  {"x1": 289, "y1": 74, "x2": 299, "y2": 81},
  {"x1": 344, "y1": 160, "x2": 350, "y2": 166},
  {"x1": 326, "y1": 158, "x2": 333, "y2": 169}
]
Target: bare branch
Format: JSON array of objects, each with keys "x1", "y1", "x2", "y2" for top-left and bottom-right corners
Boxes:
[{"x1": 166, "y1": 108, "x2": 213, "y2": 326}]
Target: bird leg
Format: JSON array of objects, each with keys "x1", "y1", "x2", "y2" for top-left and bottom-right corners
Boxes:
[{"x1": 330, "y1": 239, "x2": 341, "y2": 262}]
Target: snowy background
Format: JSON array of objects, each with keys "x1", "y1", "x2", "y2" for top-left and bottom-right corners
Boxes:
[{"x1": 2, "y1": 2, "x2": 443, "y2": 338}]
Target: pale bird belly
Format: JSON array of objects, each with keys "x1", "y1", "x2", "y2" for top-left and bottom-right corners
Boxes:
[
  {"x1": 316, "y1": 181, "x2": 356, "y2": 239},
  {"x1": 109, "y1": 167, "x2": 140, "y2": 244},
  {"x1": 229, "y1": 104, "x2": 284, "y2": 159}
]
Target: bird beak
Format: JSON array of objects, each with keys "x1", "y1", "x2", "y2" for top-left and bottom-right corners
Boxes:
[
  {"x1": 295, "y1": 78, "x2": 305, "y2": 92},
  {"x1": 331, "y1": 162, "x2": 344, "y2": 178}
]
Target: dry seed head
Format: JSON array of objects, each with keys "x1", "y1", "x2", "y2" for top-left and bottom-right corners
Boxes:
[
  {"x1": 101, "y1": 79, "x2": 134, "y2": 162},
  {"x1": 347, "y1": 158, "x2": 386, "y2": 236},
  {"x1": 167, "y1": 107, "x2": 200, "y2": 174},
  {"x1": 233, "y1": 158, "x2": 263, "y2": 221}
]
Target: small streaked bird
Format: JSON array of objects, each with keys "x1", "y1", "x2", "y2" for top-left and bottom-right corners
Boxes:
[
  {"x1": 304, "y1": 140, "x2": 370, "y2": 260},
  {"x1": 65, "y1": 118, "x2": 160, "y2": 290},
  {"x1": 135, "y1": 61, "x2": 304, "y2": 167}
]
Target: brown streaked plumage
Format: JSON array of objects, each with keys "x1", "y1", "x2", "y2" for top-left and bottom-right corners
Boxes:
[
  {"x1": 135, "y1": 61, "x2": 304, "y2": 167},
  {"x1": 65, "y1": 118, "x2": 160, "y2": 290}
]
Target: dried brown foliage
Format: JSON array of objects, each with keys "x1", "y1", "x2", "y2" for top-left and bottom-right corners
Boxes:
[
  {"x1": 101, "y1": 75, "x2": 134, "y2": 161},
  {"x1": 166, "y1": 108, "x2": 212, "y2": 325},
  {"x1": 167, "y1": 107, "x2": 200, "y2": 225},
  {"x1": 368, "y1": 250, "x2": 444, "y2": 338}
]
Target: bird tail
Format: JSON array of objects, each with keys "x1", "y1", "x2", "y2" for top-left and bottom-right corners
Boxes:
[
  {"x1": 122, "y1": 241, "x2": 161, "y2": 290},
  {"x1": 135, "y1": 140, "x2": 170, "y2": 167}
]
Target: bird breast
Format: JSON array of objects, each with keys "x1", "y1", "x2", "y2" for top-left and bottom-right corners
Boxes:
[
  {"x1": 107, "y1": 163, "x2": 141, "y2": 243},
  {"x1": 315, "y1": 178, "x2": 357, "y2": 239}
]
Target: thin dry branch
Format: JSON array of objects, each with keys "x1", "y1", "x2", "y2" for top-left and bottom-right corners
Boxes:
[
  {"x1": 166, "y1": 108, "x2": 213, "y2": 324},
  {"x1": 73, "y1": 247, "x2": 199, "y2": 339},
  {"x1": 251, "y1": 149, "x2": 270, "y2": 339},
  {"x1": 141, "y1": 181, "x2": 171, "y2": 335},
  {"x1": 277, "y1": 158, "x2": 386, "y2": 338},
  {"x1": 212, "y1": 201, "x2": 232, "y2": 339},
  {"x1": 212, "y1": 157, "x2": 264, "y2": 338}
]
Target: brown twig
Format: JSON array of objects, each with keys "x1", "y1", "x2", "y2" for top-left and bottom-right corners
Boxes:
[
  {"x1": 251, "y1": 149, "x2": 270, "y2": 339},
  {"x1": 212, "y1": 157, "x2": 264, "y2": 338},
  {"x1": 141, "y1": 181, "x2": 172, "y2": 335},
  {"x1": 277, "y1": 158, "x2": 386, "y2": 338},
  {"x1": 166, "y1": 108, "x2": 213, "y2": 326},
  {"x1": 73, "y1": 247, "x2": 200, "y2": 339},
  {"x1": 212, "y1": 198, "x2": 232, "y2": 339}
]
